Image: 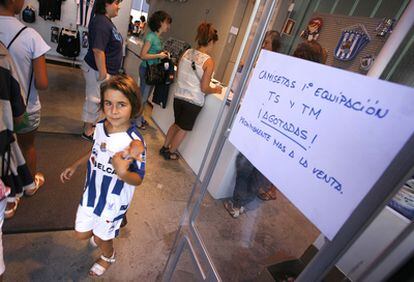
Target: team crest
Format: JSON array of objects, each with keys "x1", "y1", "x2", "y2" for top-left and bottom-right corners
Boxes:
[
  {"x1": 334, "y1": 24, "x2": 370, "y2": 61},
  {"x1": 100, "y1": 142, "x2": 107, "y2": 152}
]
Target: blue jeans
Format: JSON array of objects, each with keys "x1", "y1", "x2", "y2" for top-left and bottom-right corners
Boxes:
[
  {"x1": 137, "y1": 65, "x2": 153, "y2": 126},
  {"x1": 232, "y1": 153, "x2": 270, "y2": 208}
]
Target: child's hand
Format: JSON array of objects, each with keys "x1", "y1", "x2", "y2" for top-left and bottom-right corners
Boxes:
[
  {"x1": 121, "y1": 140, "x2": 144, "y2": 162},
  {"x1": 60, "y1": 166, "x2": 77, "y2": 183},
  {"x1": 112, "y1": 152, "x2": 132, "y2": 179}
]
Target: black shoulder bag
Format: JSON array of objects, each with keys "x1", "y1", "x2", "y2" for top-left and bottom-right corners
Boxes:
[
  {"x1": 144, "y1": 61, "x2": 166, "y2": 85},
  {"x1": 7, "y1": 26, "x2": 33, "y2": 132}
]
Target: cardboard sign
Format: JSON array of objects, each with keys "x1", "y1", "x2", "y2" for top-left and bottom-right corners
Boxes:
[{"x1": 229, "y1": 51, "x2": 414, "y2": 240}]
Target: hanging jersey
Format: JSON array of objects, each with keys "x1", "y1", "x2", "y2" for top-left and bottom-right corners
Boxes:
[
  {"x1": 38, "y1": 0, "x2": 63, "y2": 21},
  {"x1": 76, "y1": 0, "x2": 95, "y2": 27},
  {"x1": 80, "y1": 120, "x2": 146, "y2": 221}
]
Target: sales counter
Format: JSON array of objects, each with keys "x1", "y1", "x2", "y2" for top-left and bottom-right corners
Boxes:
[{"x1": 152, "y1": 83, "x2": 239, "y2": 199}]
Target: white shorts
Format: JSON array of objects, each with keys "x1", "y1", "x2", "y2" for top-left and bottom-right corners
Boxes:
[
  {"x1": 74, "y1": 205, "x2": 123, "y2": 241},
  {"x1": 15, "y1": 110, "x2": 41, "y2": 134},
  {"x1": 81, "y1": 61, "x2": 110, "y2": 123}
]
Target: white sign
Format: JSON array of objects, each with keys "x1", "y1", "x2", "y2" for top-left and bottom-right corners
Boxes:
[{"x1": 229, "y1": 51, "x2": 414, "y2": 240}]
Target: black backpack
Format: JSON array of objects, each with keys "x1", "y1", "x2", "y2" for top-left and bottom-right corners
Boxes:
[{"x1": 22, "y1": 6, "x2": 36, "y2": 23}]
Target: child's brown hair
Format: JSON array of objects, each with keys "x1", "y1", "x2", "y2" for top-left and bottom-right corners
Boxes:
[{"x1": 100, "y1": 74, "x2": 142, "y2": 118}]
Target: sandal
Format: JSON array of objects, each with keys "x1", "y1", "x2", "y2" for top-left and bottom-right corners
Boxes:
[
  {"x1": 159, "y1": 146, "x2": 169, "y2": 155},
  {"x1": 25, "y1": 172, "x2": 45, "y2": 196},
  {"x1": 5, "y1": 198, "x2": 20, "y2": 219},
  {"x1": 223, "y1": 200, "x2": 244, "y2": 218},
  {"x1": 162, "y1": 150, "x2": 179, "y2": 160},
  {"x1": 258, "y1": 185, "x2": 277, "y2": 201},
  {"x1": 89, "y1": 252, "x2": 116, "y2": 277}
]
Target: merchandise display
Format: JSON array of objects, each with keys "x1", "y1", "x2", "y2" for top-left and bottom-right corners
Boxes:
[
  {"x1": 81, "y1": 31, "x2": 88, "y2": 48},
  {"x1": 376, "y1": 18, "x2": 395, "y2": 37},
  {"x1": 389, "y1": 178, "x2": 414, "y2": 221},
  {"x1": 334, "y1": 24, "x2": 370, "y2": 61},
  {"x1": 163, "y1": 37, "x2": 191, "y2": 62},
  {"x1": 22, "y1": 6, "x2": 35, "y2": 23},
  {"x1": 50, "y1": 26, "x2": 59, "y2": 43},
  {"x1": 300, "y1": 17, "x2": 323, "y2": 42},
  {"x1": 76, "y1": 0, "x2": 95, "y2": 27},
  {"x1": 359, "y1": 54, "x2": 375, "y2": 71},
  {"x1": 38, "y1": 0, "x2": 63, "y2": 21},
  {"x1": 56, "y1": 28, "x2": 80, "y2": 58}
]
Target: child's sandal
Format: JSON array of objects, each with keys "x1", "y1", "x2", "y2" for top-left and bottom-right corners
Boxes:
[
  {"x1": 163, "y1": 151, "x2": 179, "y2": 160},
  {"x1": 89, "y1": 252, "x2": 116, "y2": 277}
]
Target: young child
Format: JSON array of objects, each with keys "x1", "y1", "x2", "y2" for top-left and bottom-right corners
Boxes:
[{"x1": 60, "y1": 74, "x2": 145, "y2": 277}]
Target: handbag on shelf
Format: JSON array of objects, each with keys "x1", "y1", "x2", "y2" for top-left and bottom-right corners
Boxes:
[
  {"x1": 22, "y1": 6, "x2": 36, "y2": 23},
  {"x1": 144, "y1": 61, "x2": 166, "y2": 85}
]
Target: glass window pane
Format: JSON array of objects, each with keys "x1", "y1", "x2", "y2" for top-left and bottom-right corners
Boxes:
[
  {"x1": 375, "y1": 0, "x2": 405, "y2": 18},
  {"x1": 386, "y1": 29, "x2": 414, "y2": 87},
  {"x1": 334, "y1": 0, "x2": 354, "y2": 15},
  {"x1": 315, "y1": 0, "x2": 335, "y2": 14},
  {"x1": 352, "y1": 0, "x2": 378, "y2": 17},
  {"x1": 194, "y1": 146, "x2": 320, "y2": 281}
]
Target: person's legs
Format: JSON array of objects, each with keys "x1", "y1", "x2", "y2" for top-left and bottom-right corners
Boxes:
[
  {"x1": 224, "y1": 153, "x2": 256, "y2": 218},
  {"x1": 233, "y1": 154, "x2": 257, "y2": 208},
  {"x1": 137, "y1": 66, "x2": 152, "y2": 128},
  {"x1": 81, "y1": 62, "x2": 101, "y2": 137},
  {"x1": 16, "y1": 129, "x2": 37, "y2": 178},
  {"x1": 163, "y1": 124, "x2": 179, "y2": 148},
  {"x1": 169, "y1": 127, "x2": 187, "y2": 153},
  {"x1": 74, "y1": 230, "x2": 94, "y2": 240},
  {"x1": 94, "y1": 236, "x2": 114, "y2": 260}
]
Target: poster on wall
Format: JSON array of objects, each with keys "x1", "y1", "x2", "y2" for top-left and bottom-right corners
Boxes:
[{"x1": 228, "y1": 50, "x2": 414, "y2": 240}]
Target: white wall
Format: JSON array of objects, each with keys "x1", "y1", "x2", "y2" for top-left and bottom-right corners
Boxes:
[{"x1": 21, "y1": 0, "x2": 132, "y2": 63}]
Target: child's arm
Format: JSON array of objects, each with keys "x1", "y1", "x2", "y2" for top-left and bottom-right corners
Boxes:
[
  {"x1": 60, "y1": 150, "x2": 91, "y2": 183},
  {"x1": 112, "y1": 152, "x2": 143, "y2": 186}
]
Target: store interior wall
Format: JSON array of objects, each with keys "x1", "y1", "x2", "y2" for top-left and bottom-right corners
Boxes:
[
  {"x1": 21, "y1": 0, "x2": 132, "y2": 63},
  {"x1": 146, "y1": 0, "x2": 244, "y2": 82},
  {"x1": 220, "y1": 0, "x2": 297, "y2": 85}
]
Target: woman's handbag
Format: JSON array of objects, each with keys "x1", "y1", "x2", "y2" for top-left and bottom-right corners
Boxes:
[{"x1": 145, "y1": 61, "x2": 165, "y2": 85}]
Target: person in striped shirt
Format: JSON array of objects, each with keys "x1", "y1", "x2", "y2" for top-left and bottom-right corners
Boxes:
[{"x1": 60, "y1": 75, "x2": 145, "y2": 277}]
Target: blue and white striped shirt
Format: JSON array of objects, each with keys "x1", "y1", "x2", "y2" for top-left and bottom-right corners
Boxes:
[{"x1": 80, "y1": 120, "x2": 146, "y2": 221}]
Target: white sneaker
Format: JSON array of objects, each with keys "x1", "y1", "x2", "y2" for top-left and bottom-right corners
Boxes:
[{"x1": 224, "y1": 200, "x2": 245, "y2": 218}]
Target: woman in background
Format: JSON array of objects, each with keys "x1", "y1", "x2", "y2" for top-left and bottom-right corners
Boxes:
[
  {"x1": 81, "y1": 0, "x2": 123, "y2": 140},
  {"x1": 224, "y1": 30, "x2": 281, "y2": 218},
  {"x1": 137, "y1": 10, "x2": 172, "y2": 130},
  {"x1": 160, "y1": 22, "x2": 222, "y2": 160}
]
